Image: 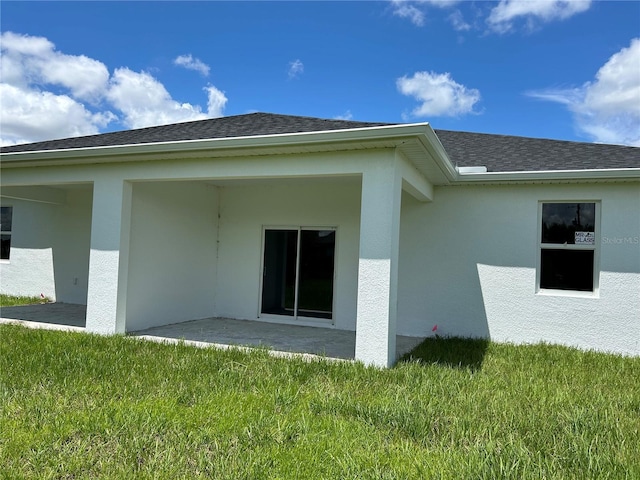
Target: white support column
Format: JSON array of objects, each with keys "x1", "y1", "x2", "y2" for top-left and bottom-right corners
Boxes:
[
  {"x1": 85, "y1": 178, "x2": 132, "y2": 334},
  {"x1": 355, "y1": 159, "x2": 403, "y2": 367}
]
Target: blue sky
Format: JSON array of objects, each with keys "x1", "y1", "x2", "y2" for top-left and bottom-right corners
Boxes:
[{"x1": 1, "y1": 1, "x2": 639, "y2": 146}]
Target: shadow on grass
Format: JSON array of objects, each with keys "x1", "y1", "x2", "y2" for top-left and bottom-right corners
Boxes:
[{"x1": 398, "y1": 336, "x2": 489, "y2": 371}]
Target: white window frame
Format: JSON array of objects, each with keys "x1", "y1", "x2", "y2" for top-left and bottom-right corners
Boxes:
[
  {"x1": 258, "y1": 225, "x2": 337, "y2": 325},
  {"x1": 536, "y1": 200, "x2": 600, "y2": 297},
  {"x1": 0, "y1": 205, "x2": 13, "y2": 262}
]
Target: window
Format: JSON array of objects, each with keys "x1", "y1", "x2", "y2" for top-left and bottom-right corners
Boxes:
[
  {"x1": 539, "y1": 202, "x2": 597, "y2": 292},
  {"x1": 1, "y1": 206, "x2": 12, "y2": 260},
  {"x1": 261, "y1": 227, "x2": 336, "y2": 320}
]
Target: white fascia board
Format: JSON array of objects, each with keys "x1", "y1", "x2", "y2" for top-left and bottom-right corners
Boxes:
[
  {"x1": 417, "y1": 127, "x2": 459, "y2": 183},
  {"x1": 454, "y1": 168, "x2": 640, "y2": 183},
  {"x1": 0, "y1": 123, "x2": 439, "y2": 166}
]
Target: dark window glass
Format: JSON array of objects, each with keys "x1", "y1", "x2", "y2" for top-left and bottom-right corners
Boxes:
[
  {"x1": 261, "y1": 230, "x2": 297, "y2": 316},
  {"x1": 0, "y1": 207, "x2": 12, "y2": 260},
  {"x1": 0, "y1": 234, "x2": 10, "y2": 260},
  {"x1": 542, "y1": 203, "x2": 595, "y2": 244},
  {"x1": 540, "y1": 249, "x2": 594, "y2": 291},
  {"x1": 0, "y1": 206, "x2": 12, "y2": 232},
  {"x1": 297, "y1": 230, "x2": 335, "y2": 319}
]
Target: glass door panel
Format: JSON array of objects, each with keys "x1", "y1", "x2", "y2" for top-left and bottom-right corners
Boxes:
[
  {"x1": 261, "y1": 230, "x2": 297, "y2": 316},
  {"x1": 261, "y1": 228, "x2": 336, "y2": 320},
  {"x1": 297, "y1": 230, "x2": 335, "y2": 319}
]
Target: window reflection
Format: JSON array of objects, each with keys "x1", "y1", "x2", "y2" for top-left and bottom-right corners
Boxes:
[{"x1": 542, "y1": 203, "x2": 595, "y2": 244}]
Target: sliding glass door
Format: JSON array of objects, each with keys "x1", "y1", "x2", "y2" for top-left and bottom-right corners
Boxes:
[{"x1": 261, "y1": 228, "x2": 335, "y2": 320}]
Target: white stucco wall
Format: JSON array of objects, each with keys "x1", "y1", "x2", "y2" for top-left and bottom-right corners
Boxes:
[
  {"x1": 125, "y1": 181, "x2": 218, "y2": 331},
  {"x1": 398, "y1": 182, "x2": 640, "y2": 355},
  {"x1": 53, "y1": 188, "x2": 92, "y2": 304},
  {"x1": 0, "y1": 187, "x2": 92, "y2": 303},
  {"x1": 0, "y1": 197, "x2": 57, "y2": 299},
  {"x1": 215, "y1": 178, "x2": 362, "y2": 330},
  {"x1": 2, "y1": 149, "x2": 637, "y2": 356}
]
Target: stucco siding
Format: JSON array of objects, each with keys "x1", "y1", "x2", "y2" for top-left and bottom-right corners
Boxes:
[
  {"x1": 53, "y1": 188, "x2": 93, "y2": 304},
  {"x1": 125, "y1": 182, "x2": 218, "y2": 331},
  {"x1": 398, "y1": 182, "x2": 640, "y2": 355},
  {"x1": 0, "y1": 197, "x2": 57, "y2": 299},
  {"x1": 215, "y1": 178, "x2": 361, "y2": 331},
  {"x1": 1, "y1": 151, "x2": 637, "y2": 357},
  {"x1": 0, "y1": 187, "x2": 92, "y2": 303}
]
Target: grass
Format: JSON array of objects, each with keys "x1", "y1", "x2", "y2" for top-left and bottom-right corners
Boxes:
[
  {"x1": 0, "y1": 293, "x2": 49, "y2": 307},
  {"x1": 1, "y1": 326, "x2": 638, "y2": 479}
]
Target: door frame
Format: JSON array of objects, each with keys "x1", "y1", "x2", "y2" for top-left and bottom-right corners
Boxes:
[{"x1": 258, "y1": 225, "x2": 337, "y2": 325}]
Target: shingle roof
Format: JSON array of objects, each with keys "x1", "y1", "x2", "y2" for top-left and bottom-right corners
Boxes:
[
  {"x1": 0, "y1": 113, "x2": 390, "y2": 153},
  {"x1": 2, "y1": 112, "x2": 638, "y2": 172},
  {"x1": 434, "y1": 130, "x2": 640, "y2": 172}
]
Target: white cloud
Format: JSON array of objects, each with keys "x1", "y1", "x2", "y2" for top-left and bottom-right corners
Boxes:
[
  {"x1": 1, "y1": 31, "x2": 110, "y2": 102},
  {"x1": 0, "y1": 83, "x2": 115, "y2": 146},
  {"x1": 174, "y1": 54, "x2": 210, "y2": 77},
  {"x1": 390, "y1": 0, "x2": 591, "y2": 34},
  {"x1": 390, "y1": 1, "x2": 464, "y2": 27},
  {"x1": 0, "y1": 31, "x2": 228, "y2": 145},
  {"x1": 205, "y1": 85, "x2": 228, "y2": 118},
  {"x1": 0, "y1": 31, "x2": 54, "y2": 56},
  {"x1": 41, "y1": 55, "x2": 110, "y2": 102},
  {"x1": 334, "y1": 110, "x2": 354, "y2": 121},
  {"x1": 0, "y1": 32, "x2": 114, "y2": 145},
  {"x1": 391, "y1": 0, "x2": 426, "y2": 26},
  {"x1": 426, "y1": 0, "x2": 460, "y2": 5},
  {"x1": 288, "y1": 59, "x2": 304, "y2": 79},
  {"x1": 449, "y1": 10, "x2": 471, "y2": 32},
  {"x1": 487, "y1": 0, "x2": 592, "y2": 33},
  {"x1": 397, "y1": 71, "x2": 480, "y2": 117},
  {"x1": 584, "y1": 40, "x2": 640, "y2": 117},
  {"x1": 391, "y1": 0, "x2": 462, "y2": 26},
  {"x1": 527, "y1": 38, "x2": 640, "y2": 146},
  {"x1": 106, "y1": 68, "x2": 212, "y2": 129}
]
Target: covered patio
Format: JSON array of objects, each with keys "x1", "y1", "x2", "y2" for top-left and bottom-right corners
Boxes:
[
  {"x1": 0, "y1": 303, "x2": 425, "y2": 361},
  {"x1": 1, "y1": 115, "x2": 450, "y2": 367}
]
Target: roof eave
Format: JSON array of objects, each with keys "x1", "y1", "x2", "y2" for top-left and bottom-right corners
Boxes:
[
  {"x1": 0, "y1": 123, "x2": 460, "y2": 185},
  {"x1": 2, "y1": 125, "x2": 635, "y2": 183},
  {"x1": 454, "y1": 168, "x2": 640, "y2": 184},
  {"x1": 0, "y1": 123, "x2": 432, "y2": 164}
]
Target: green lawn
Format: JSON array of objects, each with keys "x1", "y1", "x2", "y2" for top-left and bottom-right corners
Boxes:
[
  {"x1": 1, "y1": 325, "x2": 638, "y2": 479},
  {"x1": 0, "y1": 293, "x2": 48, "y2": 307}
]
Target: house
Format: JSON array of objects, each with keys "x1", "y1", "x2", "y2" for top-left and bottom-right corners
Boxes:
[{"x1": 1, "y1": 112, "x2": 639, "y2": 366}]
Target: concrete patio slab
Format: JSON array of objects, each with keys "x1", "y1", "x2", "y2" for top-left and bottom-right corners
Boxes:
[
  {"x1": 0, "y1": 303, "x2": 86, "y2": 329},
  {"x1": 135, "y1": 317, "x2": 425, "y2": 361},
  {"x1": 0, "y1": 303, "x2": 425, "y2": 362}
]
